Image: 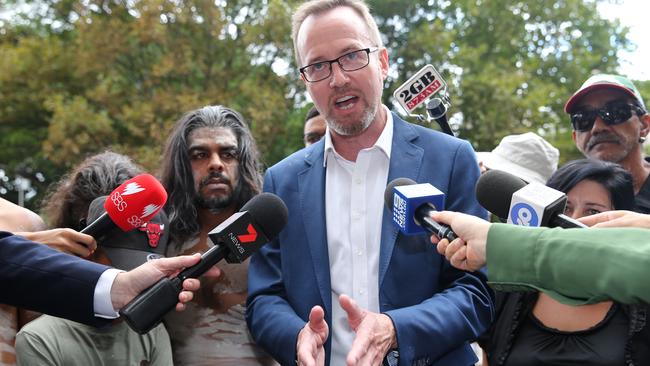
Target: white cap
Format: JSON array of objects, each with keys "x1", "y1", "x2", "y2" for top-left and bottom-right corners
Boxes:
[{"x1": 476, "y1": 132, "x2": 560, "y2": 184}]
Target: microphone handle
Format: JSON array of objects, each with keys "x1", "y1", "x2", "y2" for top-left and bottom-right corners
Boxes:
[
  {"x1": 80, "y1": 211, "x2": 116, "y2": 237},
  {"x1": 120, "y1": 277, "x2": 182, "y2": 334},
  {"x1": 415, "y1": 204, "x2": 458, "y2": 241},
  {"x1": 178, "y1": 242, "x2": 229, "y2": 281},
  {"x1": 551, "y1": 214, "x2": 588, "y2": 229},
  {"x1": 435, "y1": 115, "x2": 454, "y2": 137},
  {"x1": 120, "y1": 241, "x2": 230, "y2": 334}
]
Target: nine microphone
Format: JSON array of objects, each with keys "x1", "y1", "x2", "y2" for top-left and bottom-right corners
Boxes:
[
  {"x1": 384, "y1": 178, "x2": 457, "y2": 241},
  {"x1": 475, "y1": 169, "x2": 586, "y2": 229},
  {"x1": 80, "y1": 173, "x2": 167, "y2": 237},
  {"x1": 120, "y1": 192, "x2": 289, "y2": 334}
]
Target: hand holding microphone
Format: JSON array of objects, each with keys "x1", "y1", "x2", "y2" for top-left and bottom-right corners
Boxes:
[
  {"x1": 430, "y1": 169, "x2": 591, "y2": 272},
  {"x1": 384, "y1": 178, "x2": 457, "y2": 240},
  {"x1": 15, "y1": 228, "x2": 97, "y2": 257},
  {"x1": 428, "y1": 211, "x2": 491, "y2": 272},
  {"x1": 120, "y1": 192, "x2": 288, "y2": 334}
]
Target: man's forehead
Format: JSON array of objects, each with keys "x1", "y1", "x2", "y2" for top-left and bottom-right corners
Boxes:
[
  {"x1": 296, "y1": 6, "x2": 370, "y2": 64},
  {"x1": 188, "y1": 127, "x2": 238, "y2": 148}
]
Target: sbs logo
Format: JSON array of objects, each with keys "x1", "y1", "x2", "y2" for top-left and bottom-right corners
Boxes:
[{"x1": 110, "y1": 191, "x2": 128, "y2": 212}]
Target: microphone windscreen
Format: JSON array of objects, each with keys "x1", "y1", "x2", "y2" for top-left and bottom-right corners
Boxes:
[
  {"x1": 104, "y1": 174, "x2": 168, "y2": 232},
  {"x1": 240, "y1": 192, "x2": 288, "y2": 240},
  {"x1": 87, "y1": 195, "x2": 170, "y2": 270},
  {"x1": 384, "y1": 178, "x2": 417, "y2": 211},
  {"x1": 475, "y1": 169, "x2": 527, "y2": 219}
]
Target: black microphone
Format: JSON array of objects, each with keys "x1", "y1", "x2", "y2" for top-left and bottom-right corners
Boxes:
[
  {"x1": 384, "y1": 178, "x2": 458, "y2": 241},
  {"x1": 426, "y1": 98, "x2": 454, "y2": 136},
  {"x1": 120, "y1": 192, "x2": 289, "y2": 334},
  {"x1": 475, "y1": 169, "x2": 586, "y2": 229}
]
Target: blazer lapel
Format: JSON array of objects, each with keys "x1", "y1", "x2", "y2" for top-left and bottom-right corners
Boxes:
[
  {"x1": 378, "y1": 114, "x2": 424, "y2": 289},
  {"x1": 298, "y1": 144, "x2": 332, "y2": 315}
]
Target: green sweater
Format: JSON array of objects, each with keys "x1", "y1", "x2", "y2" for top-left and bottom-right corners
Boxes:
[{"x1": 486, "y1": 223, "x2": 650, "y2": 305}]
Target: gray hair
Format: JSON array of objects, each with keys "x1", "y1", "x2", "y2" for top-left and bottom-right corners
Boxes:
[{"x1": 291, "y1": 0, "x2": 383, "y2": 66}]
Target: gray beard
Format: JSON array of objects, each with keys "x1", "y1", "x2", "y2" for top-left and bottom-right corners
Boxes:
[{"x1": 327, "y1": 103, "x2": 377, "y2": 136}]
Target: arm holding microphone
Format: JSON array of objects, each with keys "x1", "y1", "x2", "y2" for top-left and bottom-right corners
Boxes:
[
  {"x1": 0, "y1": 231, "x2": 209, "y2": 325},
  {"x1": 429, "y1": 210, "x2": 650, "y2": 305},
  {"x1": 15, "y1": 228, "x2": 97, "y2": 257},
  {"x1": 579, "y1": 210, "x2": 650, "y2": 228}
]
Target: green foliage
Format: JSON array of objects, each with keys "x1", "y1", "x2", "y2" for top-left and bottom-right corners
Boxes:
[
  {"x1": 371, "y1": 0, "x2": 630, "y2": 160},
  {"x1": 0, "y1": 0, "x2": 637, "y2": 209}
]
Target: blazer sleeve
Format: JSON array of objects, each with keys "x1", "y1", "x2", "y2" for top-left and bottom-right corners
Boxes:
[
  {"x1": 246, "y1": 171, "x2": 309, "y2": 365},
  {"x1": 385, "y1": 140, "x2": 493, "y2": 365},
  {"x1": 0, "y1": 231, "x2": 111, "y2": 326}
]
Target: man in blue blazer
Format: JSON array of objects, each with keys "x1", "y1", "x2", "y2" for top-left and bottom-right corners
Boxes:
[
  {"x1": 247, "y1": 2, "x2": 492, "y2": 365},
  {"x1": 0, "y1": 231, "x2": 209, "y2": 326}
]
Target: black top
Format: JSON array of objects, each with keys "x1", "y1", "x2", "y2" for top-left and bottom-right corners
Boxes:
[
  {"x1": 506, "y1": 303, "x2": 627, "y2": 365},
  {"x1": 479, "y1": 292, "x2": 650, "y2": 366},
  {"x1": 635, "y1": 157, "x2": 650, "y2": 214}
]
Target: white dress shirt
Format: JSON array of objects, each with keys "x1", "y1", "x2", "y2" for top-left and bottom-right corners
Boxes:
[{"x1": 324, "y1": 106, "x2": 393, "y2": 364}]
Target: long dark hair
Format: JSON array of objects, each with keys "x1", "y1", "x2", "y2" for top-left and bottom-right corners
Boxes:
[
  {"x1": 160, "y1": 105, "x2": 262, "y2": 245},
  {"x1": 41, "y1": 151, "x2": 142, "y2": 230},
  {"x1": 546, "y1": 159, "x2": 635, "y2": 210}
]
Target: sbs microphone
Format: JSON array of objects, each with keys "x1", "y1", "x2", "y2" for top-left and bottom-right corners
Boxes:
[
  {"x1": 120, "y1": 192, "x2": 289, "y2": 334},
  {"x1": 475, "y1": 169, "x2": 586, "y2": 229},
  {"x1": 384, "y1": 178, "x2": 457, "y2": 241},
  {"x1": 81, "y1": 174, "x2": 167, "y2": 237}
]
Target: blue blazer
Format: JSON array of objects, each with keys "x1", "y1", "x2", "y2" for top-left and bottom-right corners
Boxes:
[
  {"x1": 0, "y1": 231, "x2": 111, "y2": 326},
  {"x1": 247, "y1": 114, "x2": 493, "y2": 366}
]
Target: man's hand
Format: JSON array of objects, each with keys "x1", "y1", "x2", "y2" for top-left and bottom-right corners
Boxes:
[
  {"x1": 296, "y1": 306, "x2": 328, "y2": 366},
  {"x1": 110, "y1": 253, "x2": 220, "y2": 312},
  {"x1": 579, "y1": 210, "x2": 650, "y2": 229},
  {"x1": 428, "y1": 211, "x2": 491, "y2": 272},
  {"x1": 340, "y1": 294, "x2": 396, "y2": 366},
  {"x1": 17, "y1": 228, "x2": 97, "y2": 257}
]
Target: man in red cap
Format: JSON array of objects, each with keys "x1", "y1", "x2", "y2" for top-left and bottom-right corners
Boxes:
[{"x1": 565, "y1": 74, "x2": 650, "y2": 213}]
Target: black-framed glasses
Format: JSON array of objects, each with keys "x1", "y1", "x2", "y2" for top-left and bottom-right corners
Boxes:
[
  {"x1": 299, "y1": 47, "x2": 379, "y2": 82},
  {"x1": 570, "y1": 100, "x2": 646, "y2": 132}
]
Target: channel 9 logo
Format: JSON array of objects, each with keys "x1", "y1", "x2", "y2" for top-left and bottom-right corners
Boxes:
[{"x1": 393, "y1": 194, "x2": 407, "y2": 230}]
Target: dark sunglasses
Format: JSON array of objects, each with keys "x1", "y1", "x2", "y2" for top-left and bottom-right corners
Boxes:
[{"x1": 570, "y1": 100, "x2": 646, "y2": 132}]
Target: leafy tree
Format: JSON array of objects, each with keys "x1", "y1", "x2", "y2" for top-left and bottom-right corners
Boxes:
[
  {"x1": 1, "y1": 0, "x2": 303, "y2": 208},
  {"x1": 371, "y1": 0, "x2": 630, "y2": 162},
  {"x1": 0, "y1": 0, "x2": 636, "y2": 209}
]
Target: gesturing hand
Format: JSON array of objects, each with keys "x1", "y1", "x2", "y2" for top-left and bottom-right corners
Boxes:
[
  {"x1": 340, "y1": 294, "x2": 396, "y2": 366},
  {"x1": 296, "y1": 305, "x2": 329, "y2": 366}
]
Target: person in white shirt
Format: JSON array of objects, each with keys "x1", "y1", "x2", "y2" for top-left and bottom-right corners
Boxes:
[{"x1": 246, "y1": 1, "x2": 492, "y2": 365}]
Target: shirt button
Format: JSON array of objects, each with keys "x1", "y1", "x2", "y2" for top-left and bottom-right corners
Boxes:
[
  {"x1": 357, "y1": 250, "x2": 363, "y2": 256},
  {"x1": 355, "y1": 178, "x2": 362, "y2": 185},
  {"x1": 359, "y1": 289, "x2": 365, "y2": 295}
]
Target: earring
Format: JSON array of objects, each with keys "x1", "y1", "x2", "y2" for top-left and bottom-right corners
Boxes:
[{"x1": 640, "y1": 136, "x2": 647, "y2": 143}]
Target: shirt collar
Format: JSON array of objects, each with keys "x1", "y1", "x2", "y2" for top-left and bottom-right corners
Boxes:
[{"x1": 323, "y1": 105, "x2": 393, "y2": 167}]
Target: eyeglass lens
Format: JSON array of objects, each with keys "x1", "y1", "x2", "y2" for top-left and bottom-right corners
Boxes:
[{"x1": 301, "y1": 49, "x2": 371, "y2": 82}]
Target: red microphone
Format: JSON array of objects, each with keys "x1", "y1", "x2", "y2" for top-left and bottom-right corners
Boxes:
[{"x1": 81, "y1": 174, "x2": 168, "y2": 237}]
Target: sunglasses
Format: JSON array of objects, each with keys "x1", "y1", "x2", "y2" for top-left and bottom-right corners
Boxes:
[{"x1": 570, "y1": 100, "x2": 646, "y2": 132}]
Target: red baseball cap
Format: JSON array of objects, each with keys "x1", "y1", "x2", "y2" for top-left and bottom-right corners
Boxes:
[{"x1": 564, "y1": 74, "x2": 646, "y2": 113}]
